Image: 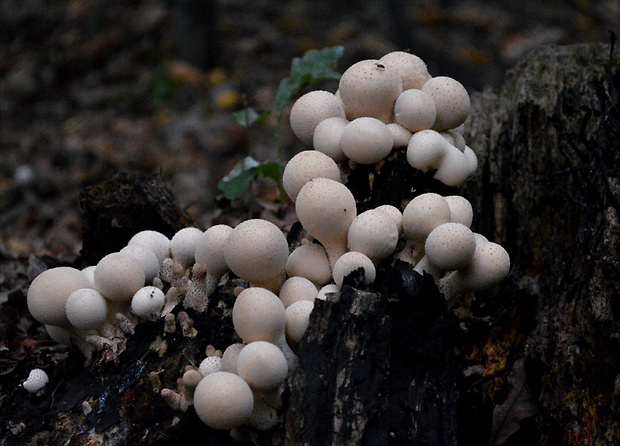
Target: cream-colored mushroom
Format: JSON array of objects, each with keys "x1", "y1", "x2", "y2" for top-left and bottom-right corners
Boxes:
[
  {"x1": 285, "y1": 242, "x2": 332, "y2": 287},
  {"x1": 278, "y1": 276, "x2": 317, "y2": 308},
  {"x1": 379, "y1": 51, "x2": 432, "y2": 90},
  {"x1": 290, "y1": 90, "x2": 346, "y2": 145},
  {"x1": 282, "y1": 150, "x2": 341, "y2": 202},
  {"x1": 312, "y1": 116, "x2": 349, "y2": 163},
  {"x1": 394, "y1": 88, "x2": 437, "y2": 132},
  {"x1": 421, "y1": 76, "x2": 470, "y2": 131},
  {"x1": 347, "y1": 208, "x2": 399, "y2": 264},
  {"x1": 340, "y1": 117, "x2": 394, "y2": 164},
  {"x1": 332, "y1": 251, "x2": 376, "y2": 288}
]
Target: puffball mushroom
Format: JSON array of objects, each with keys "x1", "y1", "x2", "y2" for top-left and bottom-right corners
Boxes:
[
  {"x1": 170, "y1": 227, "x2": 203, "y2": 268},
  {"x1": 445, "y1": 195, "x2": 474, "y2": 227},
  {"x1": 199, "y1": 356, "x2": 223, "y2": 376},
  {"x1": 131, "y1": 286, "x2": 165, "y2": 319},
  {"x1": 127, "y1": 230, "x2": 171, "y2": 266},
  {"x1": 236, "y1": 341, "x2": 288, "y2": 391},
  {"x1": 421, "y1": 76, "x2": 470, "y2": 131},
  {"x1": 94, "y1": 252, "x2": 146, "y2": 302},
  {"x1": 221, "y1": 343, "x2": 246, "y2": 373},
  {"x1": 27, "y1": 267, "x2": 93, "y2": 326},
  {"x1": 379, "y1": 51, "x2": 432, "y2": 90},
  {"x1": 282, "y1": 150, "x2": 341, "y2": 202},
  {"x1": 338, "y1": 59, "x2": 402, "y2": 123},
  {"x1": 347, "y1": 208, "x2": 399, "y2": 264},
  {"x1": 232, "y1": 287, "x2": 286, "y2": 345},
  {"x1": 120, "y1": 244, "x2": 160, "y2": 284},
  {"x1": 394, "y1": 89, "x2": 437, "y2": 132},
  {"x1": 312, "y1": 116, "x2": 349, "y2": 162},
  {"x1": 285, "y1": 243, "x2": 332, "y2": 287},
  {"x1": 224, "y1": 219, "x2": 289, "y2": 292},
  {"x1": 22, "y1": 369, "x2": 49, "y2": 393},
  {"x1": 285, "y1": 300, "x2": 314, "y2": 345},
  {"x1": 386, "y1": 123, "x2": 413, "y2": 148},
  {"x1": 295, "y1": 177, "x2": 357, "y2": 269},
  {"x1": 278, "y1": 276, "x2": 317, "y2": 308},
  {"x1": 332, "y1": 251, "x2": 376, "y2": 288},
  {"x1": 194, "y1": 224, "x2": 233, "y2": 294},
  {"x1": 65, "y1": 288, "x2": 108, "y2": 330},
  {"x1": 424, "y1": 222, "x2": 477, "y2": 271},
  {"x1": 193, "y1": 371, "x2": 254, "y2": 430},
  {"x1": 290, "y1": 90, "x2": 346, "y2": 145},
  {"x1": 340, "y1": 117, "x2": 394, "y2": 164}
]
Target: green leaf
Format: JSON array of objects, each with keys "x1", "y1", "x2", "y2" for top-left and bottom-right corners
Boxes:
[
  {"x1": 217, "y1": 156, "x2": 260, "y2": 200},
  {"x1": 256, "y1": 161, "x2": 285, "y2": 183},
  {"x1": 275, "y1": 45, "x2": 344, "y2": 114},
  {"x1": 232, "y1": 107, "x2": 271, "y2": 128}
]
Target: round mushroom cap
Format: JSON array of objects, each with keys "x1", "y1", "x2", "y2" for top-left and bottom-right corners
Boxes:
[
  {"x1": 127, "y1": 230, "x2": 170, "y2": 265},
  {"x1": 379, "y1": 51, "x2": 432, "y2": 90},
  {"x1": 27, "y1": 267, "x2": 93, "y2": 326},
  {"x1": 340, "y1": 117, "x2": 394, "y2": 164},
  {"x1": 199, "y1": 356, "x2": 223, "y2": 377},
  {"x1": 445, "y1": 195, "x2": 474, "y2": 227},
  {"x1": 424, "y1": 223, "x2": 477, "y2": 271},
  {"x1": 120, "y1": 244, "x2": 160, "y2": 284},
  {"x1": 285, "y1": 243, "x2": 331, "y2": 287},
  {"x1": 131, "y1": 286, "x2": 165, "y2": 319},
  {"x1": 433, "y1": 143, "x2": 473, "y2": 187},
  {"x1": 295, "y1": 178, "x2": 357, "y2": 265},
  {"x1": 285, "y1": 300, "x2": 314, "y2": 344},
  {"x1": 236, "y1": 341, "x2": 288, "y2": 391},
  {"x1": 421, "y1": 76, "x2": 470, "y2": 131},
  {"x1": 195, "y1": 224, "x2": 233, "y2": 279},
  {"x1": 347, "y1": 209, "x2": 399, "y2": 264},
  {"x1": 290, "y1": 90, "x2": 346, "y2": 145},
  {"x1": 221, "y1": 343, "x2": 246, "y2": 373},
  {"x1": 317, "y1": 284, "x2": 340, "y2": 301},
  {"x1": 94, "y1": 253, "x2": 146, "y2": 302},
  {"x1": 22, "y1": 369, "x2": 49, "y2": 393},
  {"x1": 65, "y1": 288, "x2": 108, "y2": 330},
  {"x1": 338, "y1": 59, "x2": 403, "y2": 123},
  {"x1": 224, "y1": 219, "x2": 289, "y2": 287},
  {"x1": 313, "y1": 116, "x2": 349, "y2": 162},
  {"x1": 386, "y1": 123, "x2": 413, "y2": 148},
  {"x1": 232, "y1": 287, "x2": 286, "y2": 344},
  {"x1": 171, "y1": 227, "x2": 204, "y2": 267},
  {"x1": 406, "y1": 129, "x2": 449, "y2": 173},
  {"x1": 394, "y1": 89, "x2": 437, "y2": 132},
  {"x1": 282, "y1": 150, "x2": 341, "y2": 202},
  {"x1": 193, "y1": 371, "x2": 254, "y2": 430},
  {"x1": 182, "y1": 369, "x2": 203, "y2": 388},
  {"x1": 458, "y1": 242, "x2": 511, "y2": 290},
  {"x1": 332, "y1": 251, "x2": 376, "y2": 288},
  {"x1": 402, "y1": 193, "x2": 452, "y2": 245},
  {"x1": 374, "y1": 204, "x2": 404, "y2": 235},
  {"x1": 278, "y1": 276, "x2": 317, "y2": 308}
]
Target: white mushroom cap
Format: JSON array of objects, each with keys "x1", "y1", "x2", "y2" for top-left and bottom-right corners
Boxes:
[
  {"x1": 338, "y1": 59, "x2": 403, "y2": 123},
  {"x1": 432, "y1": 143, "x2": 473, "y2": 187},
  {"x1": 317, "y1": 284, "x2": 340, "y2": 301},
  {"x1": 236, "y1": 341, "x2": 288, "y2": 391},
  {"x1": 445, "y1": 195, "x2": 474, "y2": 227},
  {"x1": 278, "y1": 276, "x2": 317, "y2": 308},
  {"x1": 421, "y1": 76, "x2": 470, "y2": 131},
  {"x1": 199, "y1": 356, "x2": 223, "y2": 377},
  {"x1": 402, "y1": 193, "x2": 452, "y2": 246},
  {"x1": 131, "y1": 286, "x2": 165, "y2": 319},
  {"x1": 406, "y1": 129, "x2": 449, "y2": 172},
  {"x1": 94, "y1": 252, "x2": 146, "y2": 302},
  {"x1": 22, "y1": 369, "x2": 49, "y2": 393},
  {"x1": 290, "y1": 90, "x2": 346, "y2": 145},
  {"x1": 232, "y1": 287, "x2": 286, "y2": 344},
  {"x1": 27, "y1": 267, "x2": 93, "y2": 327},
  {"x1": 375, "y1": 204, "x2": 404, "y2": 236},
  {"x1": 379, "y1": 51, "x2": 432, "y2": 90},
  {"x1": 312, "y1": 116, "x2": 349, "y2": 162},
  {"x1": 81, "y1": 266, "x2": 96, "y2": 287},
  {"x1": 183, "y1": 369, "x2": 203, "y2": 389},
  {"x1": 127, "y1": 230, "x2": 171, "y2": 266},
  {"x1": 195, "y1": 224, "x2": 233, "y2": 279},
  {"x1": 282, "y1": 150, "x2": 341, "y2": 202},
  {"x1": 170, "y1": 227, "x2": 203, "y2": 267},
  {"x1": 347, "y1": 208, "x2": 399, "y2": 264},
  {"x1": 285, "y1": 243, "x2": 332, "y2": 287},
  {"x1": 120, "y1": 244, "x2": 160, "y2": 284},
  {"x1": 394, "y1": 89, "x2": 437, "y2": 132},
  {"x1": 424, "y1": 222, "x2": 477, "y2": 271},
  {"x1": 65, "y1": 288, "x2": 108, "y2": 330},
  {"x1": 386, "y1": 123, "x2": 413, "y2": 148},
  {"x1": 441, "y1": 129, "x2": 467, "y2": 151},
  {"x1": 463, "y1": 146, "x2": 479, "y2": 176},
  {"x1": 332, "y1": 251, "x2": 376, "y2": 288},
  {"x1": 285, "y1": 300, "x2": 314, "y2": 344},
  {"x1": 295, "y1": 178, "x2": 357, "y2": 269},
  {"x1": 340, "y1": 117, "x2": 394, "y2": 164},
  {"x1": 224, "y1": 219, "x2": 289, "y2": 291},
  {"x1": 193, "y1": 371, "x2": 254, "y2": 430},
  {"x1": 221, "y1": 343, "x2": 246, "y2": 373}
]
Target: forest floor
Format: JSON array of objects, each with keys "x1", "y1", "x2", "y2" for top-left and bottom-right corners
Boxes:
[{"x1": 0, "y1": 0, "x2": 618, "y2": 417}]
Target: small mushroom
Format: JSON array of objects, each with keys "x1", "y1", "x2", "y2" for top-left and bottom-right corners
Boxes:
[
  {"x1": 65, "y1": 288, "x2": 109, "y2": 330},
  {"x1": 131, "y1": 286, "x2": 166, "y2": 320},
  {"x1": 386, "y1": 123, "x2": 413, "y2": 148},
  {"x1": 236, "y1": 341, "x2": 288, "y2": 391},
  {"x1": 221, "y1": 343, "x2": 246, "y2": 373},
  {"x1": 22, "y1": 369, "x2": 49, "y2": 393},
  {"x1": 347, "y1": 208, "x2": 399, "y2": 264},
  {"x1": 120, "y1": 244, "x2": 161, "y2": 284},
  {"x1": 290, "y1": 90, "x2": 346, "y2": 145},
  {"x1": 278, "y1": 276, "x2": 317, "y2": 308},
  {"x1": 127, "y1": 230, "x2": 171, "y2": 266},
  {"x1": 421, "y1": 76, "x2": 470, "y2": 131},
  {"x1": 340, "y1": 117, "x2": 394, "y2": 164},
  {"x1": 170, "y1": 227, "x2": 204, "y2": 268},
  {"x1": 445, "y1": 195, "x2": 474, "y2": 227},
  {"x1": 194, "y1": 224, "x2": 233, "y2": 295},
  {"x1": 332, "y1": 251, "x2": 376, "y2": 288},
  {"x1": 422, "y1": 222, "x2": 477, "y2": 272},
  {"x1": 285, "y1": 243, "x2": 332, "y2": 287},
  {"x1": 94, "y1": 252, "x2": 146, "y2": 302},
  {"x1": 394, "y1": 88, "x2": 437, "y2": 132},
  {"x1": 282, "y1": 150, "x2": 341, "y2": 202},
  {"x1": 379, "y1": 51, "x2": 432, "y2": 90},
  {"x1": 312, "y1": 116, "x2": 349, "y2": 162},
  {"x1": 285, "y1": 300, "x2": 314, "y2": 345},
  {"x1": 199, "y1": 356, "x2": 223, "y2": 377},
  {"x1": 232, "y1": 287, "x2": 286, "y2": 345}
]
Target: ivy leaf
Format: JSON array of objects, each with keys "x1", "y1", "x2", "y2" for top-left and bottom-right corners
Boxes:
[
  {"x1": 217, "y1": 156, "x2": 260, "y2": 200},
  {"x1": 275, "y1": 45, "x2": 344, "y2": 114},
  {"x1": 232, "y1": 107, "x2": 271, "y2": 129}
]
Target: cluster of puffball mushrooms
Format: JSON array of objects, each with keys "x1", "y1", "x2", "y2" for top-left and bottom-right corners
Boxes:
[{"x1": 24, "y1": 51, "x2": 510, "y2": 434}]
